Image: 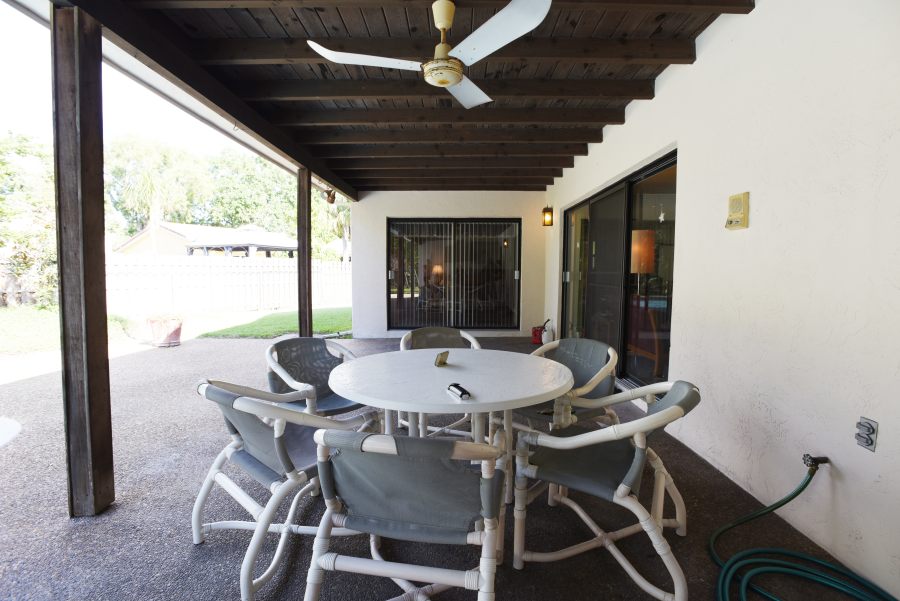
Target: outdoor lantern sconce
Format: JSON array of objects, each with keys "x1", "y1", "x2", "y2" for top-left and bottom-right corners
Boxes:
[
  {"x1": 542, "y1": 206, "x2": 554, "y2": 227},
  {"x1": 432, "y1": 264, "x2": 444, "y2": 285}
]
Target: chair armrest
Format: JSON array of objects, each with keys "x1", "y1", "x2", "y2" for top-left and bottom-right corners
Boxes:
[
  {"x1": 399, "y1": 331, "x2": 412, "y2": 350},
  {"x1": 313, "y1": 430, "x2": 503, "y2": 461},
  {"x1": 460, "y1": 330, "x2": 482, "y2": 349},
  {"x1": 198, "y1": 380, "x2": 373, "y2": 430},
  {"x1": 519, "y1": 405, "x2": 685, "y2": 450},
  {"x1": 570, "y1": 381, "x2": 674, "y2": 410},
  {"x1": 565, "y1": 347, "x2": 618, "y2": 398},
  {"x1": 201, "y1": 379, "x2": 310, "y2": 404},
  {"x1": 264, "y1": 345, "x2": 317, "y2": 398},
  {"x1": 326, "y1": 339, "x2": 356, "y2": 360},
  {"x1": 530, "y1": 339, "x2": 559, "y2": 357}
]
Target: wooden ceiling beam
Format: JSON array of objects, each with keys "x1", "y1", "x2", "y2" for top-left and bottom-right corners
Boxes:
[
  {"x1": 314, "y1": 143, "x2": 586, "y2": 158},
  {"x1": 65, "y1": 0, "x2": 357, "y2": 198},
  {"x1": 129, "y1": 1, "x2": 754, "y2": 14},
  {"x1": 238, "y1": 79, "x2": 653, "y2": 102},
  {"x1": 274, "y1": 108, "x2": 623, "y2": 126},
  {"x1": 297, "y1": 128, "x2": 603, "y2": 145},
  {"x1": 195, "y1": 38, "x2": 695, "y2": 66},
  {"x1": 335, "y1": 168, "x2": 563, "y2": 178},
  {"x1": 358, "y1": 185, "x2": 548, "y2": 192},
  {"x1": 347, "y1": 178, "x2": 556, "y2": 187},
  {"x1": 329, "y1": 157, "x2": 574, "y2": 169}
]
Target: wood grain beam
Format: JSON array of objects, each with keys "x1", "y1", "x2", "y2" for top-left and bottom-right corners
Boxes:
[
  {"x1": 51, "y1": 6, "x2": 115, "y2": 517},
  {"x1": 329, "y1": 157, "x2": 574, "y2": 169},
  {"x1": 239, "y1": 79, "x2": 653, "y2": 101},
  {"x1": 348, "y1": 178, "x2": 556, "y2": 187},
  {"x1": 297, "y1": 128, "x2": 602, "y2": 145},
  {"x1": 67, "y1": 0, "x2": 357, "y2": 198},
  {"x1": 274, "y1": 108, "x2": 623, "y2": 126},
  {"x1": 358, "y1": 185, "x2": 548, "y2": 191},
  {"x1": 297, "y1": 166, "x2": 312, "y2": 337},
  {"x1": 337, "y1": 168, "x2": 563, "y2": 178},
  {"x1": 130, "y1": 0, "x2": 753, "y2": 13},
  {"x1": 195, "y1": 38, "x2": 695, "y2": 66},
  {"x1": 314, "y1": 143, "x2": 586, "y2": 158}
]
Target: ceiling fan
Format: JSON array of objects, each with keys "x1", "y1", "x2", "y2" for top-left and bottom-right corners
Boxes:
[{"x1": 307, "y1": 0, "x2": 552, "y2": 109}]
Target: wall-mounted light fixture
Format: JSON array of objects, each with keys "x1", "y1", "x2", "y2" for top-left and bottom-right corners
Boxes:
[
  {"x1": 542, "y1": 206, "x2": 554, "y2": 227},
  {"x1": 325, "y1": 189, "x2": 337, "y2": 204}
]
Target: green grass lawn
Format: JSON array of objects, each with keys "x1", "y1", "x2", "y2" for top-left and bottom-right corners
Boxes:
[
  {"x1": 200, "y1": 307, "x2": 351, "y2": 338},
  {"x1": 0, "y1": 306, "x2": 130, "y2": 354}
]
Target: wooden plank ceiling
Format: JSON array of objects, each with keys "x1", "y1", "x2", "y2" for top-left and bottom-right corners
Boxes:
[{"x1": 77, "y1": 0, "x2": 754, "y2": 197}]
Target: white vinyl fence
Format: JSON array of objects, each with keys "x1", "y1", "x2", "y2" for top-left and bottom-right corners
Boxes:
[{"x1": 105, "y1": 255, "x2": 351, "y2": 316}]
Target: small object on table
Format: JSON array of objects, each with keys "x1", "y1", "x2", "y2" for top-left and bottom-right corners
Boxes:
[
  {"x1": 447, "y1": 382, "x2": 471, "y2": 400},
  {"x1": 434, "y1": 350, "x2": 449, "y2": 367}
]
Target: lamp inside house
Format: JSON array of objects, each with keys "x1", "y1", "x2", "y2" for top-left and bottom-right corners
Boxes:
[
  {"x1": 431, "y1": 264, "x2": 444, "y2": 285},
  {"x1": 630, "y1": 229, "x2": 656, "y2": 294},
  {"x1": 542, "y1": 206, "x2": 554, "y2": 226}
]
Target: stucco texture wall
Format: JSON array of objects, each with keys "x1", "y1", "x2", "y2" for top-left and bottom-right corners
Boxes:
[
  {"x1": 545, "y1": 0, "x2": 900, "y2": 592},
  {"x1": 351, "y1": 191, "x2": 550, "y2": 338}
]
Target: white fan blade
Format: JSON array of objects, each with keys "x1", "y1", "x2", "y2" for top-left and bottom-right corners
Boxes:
[
  {"x1": 446, "y1": 76, "x2": 493, "y2": 109},
  {"x1": 307, "y1": 41, "x2": 422, "y2": 72},
  {"x1": 449, "y1": 0, "x2": 551, "y2": 66}
]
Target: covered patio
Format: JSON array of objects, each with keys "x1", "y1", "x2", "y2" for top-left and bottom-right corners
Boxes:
[{"x1": 1, "y1": 0, "x2": 898, "y2": 599}]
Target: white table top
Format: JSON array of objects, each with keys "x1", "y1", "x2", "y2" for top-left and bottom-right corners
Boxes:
[{"x1": 329, "y1": 348, "x2": 574, "y2": 414}]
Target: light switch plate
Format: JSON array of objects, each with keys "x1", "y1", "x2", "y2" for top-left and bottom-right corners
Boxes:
[{"x1": 726, "y1": 192, "x2": 750, "y2": 229}]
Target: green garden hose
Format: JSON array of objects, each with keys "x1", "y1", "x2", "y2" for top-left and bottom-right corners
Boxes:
[{"x1": 708, "y1": 454, "x2": 897, "y2": 601}]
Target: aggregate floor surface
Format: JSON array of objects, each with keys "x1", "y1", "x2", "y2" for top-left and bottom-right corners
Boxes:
[{"x1": 0, "y1": 337, "x2": 849, "y2": 600}]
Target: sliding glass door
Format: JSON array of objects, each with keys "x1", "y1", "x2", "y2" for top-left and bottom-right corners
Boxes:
[
  {"x1": 561, "y1": 154, "x2": 676, "y2": 384},
  {"x1": 388, "y1": 219, "x2": 521, "y2": 330}
]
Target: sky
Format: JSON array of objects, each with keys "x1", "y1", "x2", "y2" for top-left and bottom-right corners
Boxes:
[{"x1": 0, "y1": 2, "x2": 245, "y2": 156}]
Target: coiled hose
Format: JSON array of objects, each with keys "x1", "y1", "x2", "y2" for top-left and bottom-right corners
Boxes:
[{"x1": 709, "y1": 454, "x2": 897, "y2": 601}]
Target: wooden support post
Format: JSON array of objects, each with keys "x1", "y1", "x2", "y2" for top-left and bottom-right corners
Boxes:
[
  {"x1": 297, "y1": 166, "x2": 313, "y2": 337},
  {"x1": 51, "y1": 6, "x2": 114, "y2": 517}
]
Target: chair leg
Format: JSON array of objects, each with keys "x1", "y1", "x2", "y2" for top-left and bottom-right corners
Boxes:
[
  {"x1": 503, "y1": 410, "x2": 514, "y2": 504},
  {"x1": 240, "y1": 478, "x2": 308, "y2": 601},
  {"x1": 477, "y1": 518, "x2": 498, "y2": 601},
  {"x1": 513, "y1": 471, "x2": 528, "y2": 570},
  {"x1": 303, "y1": 509, "x2": 335, "y2": 601},
  {"x1": 614, "y1": 494, "x2": 688, "y2": 601},
  {"x1": 192, "y1": 442, "x2": 237, "y2": 545}
]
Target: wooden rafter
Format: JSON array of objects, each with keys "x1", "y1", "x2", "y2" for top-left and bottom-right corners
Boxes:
[
  {"x1": 313, "y1": 143, "x2": 587, "y2": 158},
  {"x1": 296, "y1": 128, "x2": 603, "y2": 145},
  {"x1": 195, "y1": 38, "x2": 695, "y2": 66},
  {"x1": 358, "y1": 185, "x2": 548, "y2": 191},
  {"x1": 333, "y1": 168, "x2": 563, "y2": 178},
  {"x1": 328, "y1": 157, "x2": 575, "y2": 169},
  {"x1": 273, "y1": 108, "x2": 624, "y2": 126},
  {"x1": 238, "y1": 79, "x2": 654, "y2": 101}
]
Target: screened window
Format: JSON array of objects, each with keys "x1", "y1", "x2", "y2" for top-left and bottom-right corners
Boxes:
[{"x1": 387, "y1": 219, "x2": 521, "y2": 330}]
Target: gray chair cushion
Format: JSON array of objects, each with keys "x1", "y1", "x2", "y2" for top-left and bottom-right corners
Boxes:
[
  {"x1": 530, "y1": 426, "x2": 644, "y2": 502},
  {"x1": 406, "y1": 327, "x2": 473, "y2": 349}
]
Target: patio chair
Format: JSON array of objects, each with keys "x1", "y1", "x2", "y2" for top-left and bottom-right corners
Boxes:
[
  {"x1": 513, "y1": 381, "x2": 700, "y2": 601},
  {"x1": 398, "y1": 327, "x2": 482, "y2": 437},
  {"x1": 191, "y1": 379, "x2": 377, "y2": 601},
  {"x1": 399, "y1": 326, "x2": 482, "y2": 350},
  {"x1": 266, "y1": 337, "x2": 362, "y2": 416},
  {"x1": 303, "y1": 430, "x2": 505, "y2": 601},
  {"x1": 513, "y1": 338, "x2": 618, "y2": 430}
]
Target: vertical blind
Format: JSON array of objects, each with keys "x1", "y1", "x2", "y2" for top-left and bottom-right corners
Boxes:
[{"x1": 387, "y1": 219, "x2": 521, "y2": 330}]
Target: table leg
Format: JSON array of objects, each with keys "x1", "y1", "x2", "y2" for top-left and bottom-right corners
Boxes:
[
  {"x1": 419, "y1": 412, "x2": 428, "y2": 437},
  {"x1": 504, "y1": 409, "x2": 514, "y2": 504},
  {"x1": 384, "y1": 410, "x2": 396, "y2": 435},
  {"x1": 471, "y1": 413, "x2": 485, "y2": 444},
  {"x1": 407, "y1": 411, "x2": 419, "y2": 438}
]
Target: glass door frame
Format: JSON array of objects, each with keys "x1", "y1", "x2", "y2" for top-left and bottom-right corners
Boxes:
[{"x1": 560, "y1": 150, "x2": 677, "y2": 383}]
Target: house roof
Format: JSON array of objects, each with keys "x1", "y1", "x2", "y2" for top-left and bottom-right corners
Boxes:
[
  {"x1": 38, "y1": 0, "x2": 754, "y2": 197},
  {"x1": 119, "y1": 221, "x2": 298, "y2": 252}
]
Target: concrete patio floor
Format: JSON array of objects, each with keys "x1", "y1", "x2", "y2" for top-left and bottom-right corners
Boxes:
[{"x1": 0, "y1": 337, "x2": 845, "y2": 600}]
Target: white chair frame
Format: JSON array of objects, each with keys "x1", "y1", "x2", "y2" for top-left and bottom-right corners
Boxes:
[
  {"x1": 265, "y1": 339, "x2": 356, "y2": 415},
  {"x1": 303, "y1": 431, "x2": 505, "y2": 601},
  {"x1": 191, "y1": 380, "x2": 376, "y2": 601},
  {"x1": 513, "y1": 381, "x2": 692, "y2": 601}
]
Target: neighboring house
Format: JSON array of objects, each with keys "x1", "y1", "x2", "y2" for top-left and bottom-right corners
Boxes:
[{"x1": 115, "y1": 221, "x2": 297, "y2": 257}]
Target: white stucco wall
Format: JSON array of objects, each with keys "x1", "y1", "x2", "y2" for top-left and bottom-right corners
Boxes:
[
  {"x1": 351, "y1": 191, "x2": 550, "y2": 338},
  {"x1": 545, "y1": 0, "x2": 900, "y2": 593}
]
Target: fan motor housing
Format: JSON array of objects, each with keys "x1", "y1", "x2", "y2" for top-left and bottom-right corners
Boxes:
[{"x1": 423, "y1": 57, "x2": 464, "y2": 87}]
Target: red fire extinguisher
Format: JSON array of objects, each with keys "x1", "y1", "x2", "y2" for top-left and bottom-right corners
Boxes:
[{"x1": 532, "y1": 319, "x2": 550, "y2": 344}]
